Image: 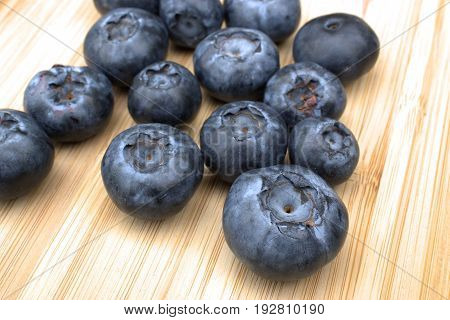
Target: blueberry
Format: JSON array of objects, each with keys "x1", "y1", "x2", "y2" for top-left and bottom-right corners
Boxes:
[
  {"x1": 128, "y1": 61, "x2": 202, "y2": 126},
  {"x1": 159, "y1": 0, "x2": 224, "y2": 49},
  {"x1": 84, "y1": 8, "x2": 168, "y2": 86},
  {"x1": 223, "y1": 164, "x2": 348, "y2": 281},
  {"x1": 264, "y1": 62, "x2": 346, "y2": 129},
  {"x1": 24, "y1": 65, "x2": 114, "y2": 143},
  {"x1": 94, "y1": 0, "x2": 159, "y2": 15},
  {"x1": 289, "y1": 118, "x2": 359, "y2": 185},
  {"x1": 293, "y1": 13, "x2": 380, "y2": 83},
  {"x1": 224, "y1": 0, "x2": 301, "y2": 43},
  {"x1": 0, "y1": 109, "x2": 54, "y2": 200},
  {"x1": 200, "y1": 101, "x2": 287, "y2": 183},
  {"x1": 101, "y1": 123, "x2": 204, "y2": 219},
  {"x1": 194, "y1": 28, "x2": 279, "y2": 102}
]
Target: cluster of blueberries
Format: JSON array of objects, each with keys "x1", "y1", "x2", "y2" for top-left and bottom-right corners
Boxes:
[{"x1": 0, "y1": 0, "x2": 380, "y2": 281}]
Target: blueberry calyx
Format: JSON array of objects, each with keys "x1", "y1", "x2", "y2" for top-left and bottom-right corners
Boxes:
[
  {"x1": 142, "y1": 63, "x2": 181, "y2": 89},
  {"x1": 286, "y1": 77, "x2": 320, "y2": 115},
  {"x1": 170, "y1": 12, "x2": 206, "y2": 40},
  {"x1": 123, "y1": 132, "x2": 173, "y2": 173},
  {"x1": 104, "y1": 13, "x2": 139, "y2": 41},
  {"x1": 215, "y1": 31, "x2": 262, "y2": 61},
  {"x1": 324, "y1": 20, "x2": 342, "y2": 32},
  {"x1": 221, "y1": 105, "x2": 266, "y2": 141},
  {"x1": 47, "y1": 69, "x2": 85, "y2": 106},
  {"x1": 259, "y1": 173, "x2": 326, "y2": 239},
  {"x1": 0, "y1": 112, "x2": 21, "y2": 131},
  {"x1": 319, "y1": 122, "x2": 355, "y2": 166},
  {"x1": 0, "y1": 112, "x2": 24, "y2": 143}
]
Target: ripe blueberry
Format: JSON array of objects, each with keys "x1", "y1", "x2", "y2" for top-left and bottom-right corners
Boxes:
[
  {"x1": 93, "y1": 0, "x2": 159, "y2": 15},
  {"x1": 264, "y1": 62, "x2": 346, "y2": 129},
  {"x1": 289, "y1": 117, "x2": 359, "y2": 185},
  {"x1": 159, "y1": 0, "x2": 224, "y2": 49},
  {"x1": 101, "y1": 124, "x2": 204, "y2": 220},
  {"x1": 200, "y1": 101, "x2": 287, "y2": 183},
  {"x1": 84, "y1": 8, "x2": 168, "y2": 86},
  {"x1": 194, "y1": 27, "x2": 280, "y2": 102},
  {"x1": 224, "y1": 0, "x2": 301, "y2": 42},
  {"x1": 0, "y1": 109, "x2": 54, "y2": 200},
  {"x1": 223, "y1": 164, "x2": 349, "y2": 281},
  {"x1": 24, "y1": 65, "x2": 114, "y2": 142},
  {"x1": 293, "y1": 13, "x2": 380, "y2": 83},
  {"x1": 128, "y1": 61, "x2": 202, "y2": 126}
]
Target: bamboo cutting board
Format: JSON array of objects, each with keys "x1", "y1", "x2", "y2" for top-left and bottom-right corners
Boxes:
[{"x1": 0, "y1": 0, "x2": 448, "y2": 300}]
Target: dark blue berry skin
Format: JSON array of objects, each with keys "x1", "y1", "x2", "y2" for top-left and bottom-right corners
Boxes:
[
  {"x1": 0, "y1": 109, "x2": 54, "y2": 201},
  {"x1": 289, "y1": 118, "x2": 359, "y2": 185},
  {"x1": 159, "y1": 0, "x2": 224, "y2": 49},
  {"x1": 264, "y1": 62, "x2": 346, "y2": 129},
  {"x1": 84, "y1": 8, "x2": 168, "y2": 86},
  {"x1": 128, "y1": 61, "x2": 202, "y2": 126},
  {"x1": 223, "y1": 164, "x2": 348, "y2": 281},
  {"x1": 224, "y1": 0, "x2": 301, "y2": 43},
  {"x1": 293, "y1": 13, "x2": 380, "y2": 83},
  {"x1": 194, "y1": 27, "x2": 280, "y2": 102},
  {"x1": 94, "y1": 0, "x2": 159, "y2": 15},
  {"x1": 24, "y1": 65, "x2": 114, "y2": 143},
  {"x1": 200, "y1": 101, "x2": 287, "y2": 183},
  {"x1": 101, "y1": 124, "x2": 204, "y2": 220}
]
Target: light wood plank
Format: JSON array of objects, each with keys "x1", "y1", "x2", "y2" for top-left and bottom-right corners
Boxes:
[{"x1": 0, "y1": 0, "x2": 448, "y2": 299}]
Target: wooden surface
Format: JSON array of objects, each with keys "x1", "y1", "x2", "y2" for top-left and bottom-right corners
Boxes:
[{"x1": 0, "y1": 0, "x2": 448, "y2": 300}]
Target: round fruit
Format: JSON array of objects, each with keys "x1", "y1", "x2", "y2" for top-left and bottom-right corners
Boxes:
[
  {"x1": 289, "y1": 118, "x2": 359, "y2": 185},
  {"x1": 264, "y1": 62, "x2": 346, "y2": 128},
  {"x1": 293, "y1": 13, "x2": 380, "y2": 82},
  {"x1": 0, "y1": 109, "x2": 54, "y2": 200},
  {"x1": 24, "y1": 65, "x2": 114, "y2": 142},
  {"x1": 128, "y1": 61, "x2": 202, "y2": 126},
  {"x1": 194, "y1": 27, "x2": 280, "y2": 102},
  {"x1": 223, "y1": 164, "x2": 349, "y2": 281},
  {"x1": 200, "y1": 101, "x2": 287, "y2": 183},
  {"x1": 84, "y1": 8, "x2": 168, "y2": 86},
  {"x1": 101, "y1": 124, "x2": 204, "y2": 220}
]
